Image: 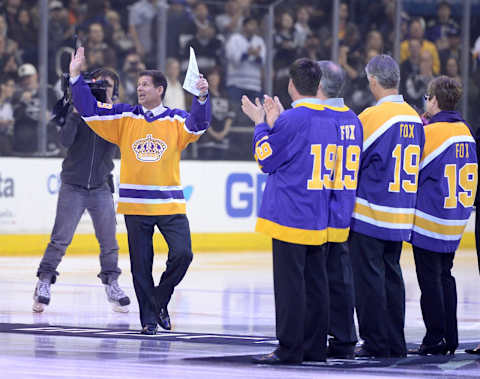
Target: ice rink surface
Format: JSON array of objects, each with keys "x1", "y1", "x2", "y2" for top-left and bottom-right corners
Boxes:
[{"x1": 1, "y1": 249, "x2": 479, "y2": 378}]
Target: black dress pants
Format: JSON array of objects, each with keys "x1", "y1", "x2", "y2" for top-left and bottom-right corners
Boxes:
[
  {"x1": 124, "y1": 214, "x2": 193, "y2": 328},
  {"x1": 326, "y1": 242, "x2": 358, "y2": 350},
  {"x1": 349, "y1": 231, "x2": 406, "y2": 357},
  {"x1": 475, "y1": 205, "x2": 480, "y2": 275},
  {"x1": 272, "y1": 238, "x2": 329, "y2": 362},
  {"x1": 412, "y1": 246, "x2": 457, "y2": 350}
]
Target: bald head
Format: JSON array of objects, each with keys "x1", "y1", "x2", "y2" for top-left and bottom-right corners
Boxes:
[{"x1": 317, "y1": 60, "x2": 346, "y2": 98}]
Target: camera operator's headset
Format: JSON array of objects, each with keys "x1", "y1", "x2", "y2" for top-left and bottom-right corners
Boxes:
[{"x1": 90, "y1": 67, "x2": 120, "y2": 101}]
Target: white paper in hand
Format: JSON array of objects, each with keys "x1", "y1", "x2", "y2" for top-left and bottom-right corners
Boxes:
[{"x1": 183, "y1": 47, "x2": 201, "y2": 96}]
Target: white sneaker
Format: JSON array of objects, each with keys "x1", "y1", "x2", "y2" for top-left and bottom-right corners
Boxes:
[
  {"x1": 112, "y1": 304, "x2": 129, "y2": 313},
  {"x1": 32, "y1": 280, "x2": 51, "y2": 313},
  {"x1": 104, "y1": 280, "x2": 130, "y2": 311},
  {"x1": 32, "y1": 301, "x2": 45, "y2": 313}
]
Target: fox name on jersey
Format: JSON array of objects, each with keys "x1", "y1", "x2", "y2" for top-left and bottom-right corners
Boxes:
[
  {"x1": 321, "y1": 98, "x2": 363, "y2": 242},
  {"x1": 71, "y1": 75, "x2": 211, "y2": 216},
  {"x1": 351, "y1": 95, "x2": 424, "y2": 241},
  {"x1": 410, "y1": 111, "x2": 478, "y2": 253}
]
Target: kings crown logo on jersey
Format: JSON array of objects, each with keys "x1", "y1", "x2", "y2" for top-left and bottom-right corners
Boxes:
[{"x1": 132, "y1": 134, "x2": 167, "y2": 162}]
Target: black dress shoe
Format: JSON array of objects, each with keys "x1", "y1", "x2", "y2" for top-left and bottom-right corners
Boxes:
[
  {"x1": 252, "y1": 352, "x2": 301, "y2": 365},
  {"x1": 465, "y1": 346, "x2": 480, "y2": 355},
  {"x1": 157, "y1": 307, "x2": 171, "y2": 330},
  {"x1": 141, "y1": 324, "x2": 158, "y2": 335},
  {"x1": 327, "y1": 346, "x2": 355, "y2": 359},
  {"x1": 355, "y1": 346, "x2": 389, "y2": 358},
  {"x1": 408, "y1": 339, "x2": 448, "y2": 355}
]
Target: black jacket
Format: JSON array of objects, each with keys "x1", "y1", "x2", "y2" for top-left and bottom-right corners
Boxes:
[{"x1": 60, "y1": 110, "x2": 117, "y2": 189}]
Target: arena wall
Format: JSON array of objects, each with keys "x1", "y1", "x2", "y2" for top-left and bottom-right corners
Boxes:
[{"x1": 0, "y1": 158, "x2": 474, "y2": 255}]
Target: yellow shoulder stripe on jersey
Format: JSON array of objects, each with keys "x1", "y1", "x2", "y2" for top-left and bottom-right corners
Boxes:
[
  {"x1": 256, "y1": 218, "x2": 328, "y2": 245},
  {"x1": 293, "y1": 103, "x2": 325, "y2": 111},
  {"x1": 421, "y1": 122, "x2": 474, "y2": 165},
  {"x1": 359, "y1": 102, "x2": 421, "y2": 146},
  {"x1": 323, "y1": 105, "x2": 350, "y2": 112}
]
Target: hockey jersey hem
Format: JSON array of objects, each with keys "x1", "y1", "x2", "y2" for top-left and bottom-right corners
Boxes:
[{"x1": 255, "y1": 217, "x2": 329, "y2": 246}]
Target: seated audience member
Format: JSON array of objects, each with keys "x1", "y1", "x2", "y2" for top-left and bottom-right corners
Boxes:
[
  {"x1": 11, "y1": 63, "x2": 58, "y2": 155},
  {"x1": 425, "y1": 1, "x2": 459, "y2": 44},
  {"x1": 0, "y1": 75, "x2": 15, "y2": 156},
  {"x1": 197, "y1": 68, "x2": 234, "y2": 160},
  {"x1": 120, "y1": 52, "x2": 146, "y2": 104},
  {"x1": 163, "y1": 57, "x2": 186, "y2": 110},
  {"x1": 216, "y1": 0, "x2": 243, "y2": 39},
  {"x1": 404, "y1": 50, "x2": 435, "y2": 112},
  {"x1": 401, "y1": 18, "x2": 440, "y2": 75},
  {"x1": 184, "y1": 24, "x2": 224, "y2": 74},
  {"x1": 293, "y1": 6, "x2": 312, "y2": 49}
]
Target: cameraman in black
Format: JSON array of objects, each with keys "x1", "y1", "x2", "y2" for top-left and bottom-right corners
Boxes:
[{"x1": 33, "y1": 68, "x2": 131, "y2": 313}]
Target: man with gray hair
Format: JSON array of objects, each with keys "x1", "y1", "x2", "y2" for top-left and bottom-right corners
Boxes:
[
  {"x1": 317, "y1": 60, "x2": 361, "y2": 359},
  {"x1": 349, "y1": 54, "x2": 424, "y2": 358}
]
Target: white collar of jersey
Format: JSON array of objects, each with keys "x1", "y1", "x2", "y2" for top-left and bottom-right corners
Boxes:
[
  {"x1": 291, "y1": 97, "x2": 323, "y2": 108},
  {"x1": 142, "y1": 103, "x2": 167, "y2": 117},
  {"x1": 318, "y1": 98, "x2": 345, "y2": 107},
  {"x1": 376, "y1": 94, "x2": 404, "y2": 106}
]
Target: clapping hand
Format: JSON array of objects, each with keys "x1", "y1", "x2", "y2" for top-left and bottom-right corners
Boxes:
[
  {"x1": 241, "y1": 96, "x2": 265, "y2": 125},
  {"x1": 263, "y1": 95, "x2": 284, "y2": 127}
]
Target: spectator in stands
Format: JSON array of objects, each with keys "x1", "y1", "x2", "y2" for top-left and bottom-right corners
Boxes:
[
  {"x1": 337, "y1": 1, "x2": 355, "y2": 45},
  {"x1": 273, "y1": 12, "x2": 297, "y2": 108},
  {"x1": 120, "y1": 52, "x2": 145, "y2": 104},
  {"x1": 343, "y1": 48, "x2": 376, "y2": 114},
  {"x1": 425, "y1": 1, "x2": 459, "y2": 44},
  {"x1": 0, "y1": 13, "x2": 19, "y2": 58},
  {"x1": 404, "y1": 50, "x2": 435, "y2": 112},
  {"x1": 297, "y1": 33, "x2": 327, "y2": 62},
  {"x1": 400, "y1": 38, "x2": 422, "y2": 96},
  {"x1": 401, "y1": 18, "x2": 440, "y2": 75},
  {"x1": 85, "y1": 22, "x2": 117, "y2": 69},
  {"x1": 197, "y1": 67, "x2": 234, "y2": 160},
  {"x1": 191, "y1": 2, "x2": 212, "y2": 33},
  {"x1": 0, "y1": 32, "x2": 18, "y2": 76},
  {"x1": 105, "y1": 9, "x2": 134, "y2": 60},
  {"x1": 293, "y1": 6, "x2": 311, "y2": 49},
  {"x1": 11, "y1": 63, "x2": 58, "y2": 155},
  {"x1": 163, "y1": 57, "x2": 186, "y2": 110},
  {"x1": 215, "y1": 0, "x2": 243, "y2": 39},
  {"x1": 2, "y1": 0, "x2": 22, "y2": 43},
  {"x1": 0, "y1": 75, "x2": 15, "y2": 156},
  {"x1": 444, "y1": 56, "x2": 461, "y2": 84},
  {"x1": 439, "y1": 27, "x2": 461, "y2": 74},
  {"x1": 48, "y1": 1, "x2": 76, "y2": 83},
  {"x1": 185, "y1": 24, "x2": 224, "y2": 74},
  {"x1": 166, "y1": 0, "x2": 189, "y2": 59},
  {"x1": 16, "y1": 8, "x2": 37, "y2": 65},
  {"x1": 225, "y1": 17, "x2": 265, "y2": 116},
  {"x1": 129, "y1": 0, "x2": 157, "y2": 66},
  {"x1": 366, "y1": 30, "x2": 385, "y2": 55}
]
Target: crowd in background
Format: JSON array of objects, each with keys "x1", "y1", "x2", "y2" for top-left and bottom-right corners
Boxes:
[{"x1": 0, "y1": 0, "x2": 480, "y2": 159}]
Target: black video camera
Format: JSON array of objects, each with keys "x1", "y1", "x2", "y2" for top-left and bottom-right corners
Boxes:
[{"x1": 52, "y1": 70, "x2": 110, "y2": 127}]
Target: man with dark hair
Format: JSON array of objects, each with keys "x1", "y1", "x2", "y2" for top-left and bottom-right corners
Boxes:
[
  {"x1": 242, "y1": 58, "x2": 362, "y2": 364},
  {"x1": 350, "y1": 54, "x2": 424, "y2": 358},
  {"x1": 33, "y1": 69, "x2": 130, "y2": 314},
  {"x1": 69, "y1": 47, "x2": 211, "y2": 335},
  {"x1": 409, "y1": 76, "x2": 477, "y2": 356},
  {"x1": 317, "y1": 60, "x2": 362, "y2": 359}
]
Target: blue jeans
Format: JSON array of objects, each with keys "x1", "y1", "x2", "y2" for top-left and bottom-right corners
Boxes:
[{"x1": 37, "y1": 183, "x2": 121, "y2": 284}]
